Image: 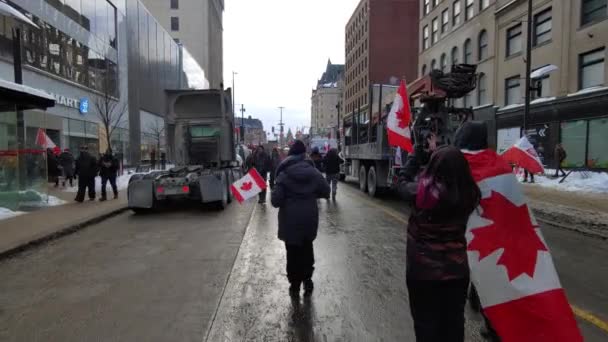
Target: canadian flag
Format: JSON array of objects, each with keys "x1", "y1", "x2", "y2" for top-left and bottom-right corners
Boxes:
[
  {"x1": 230, "y1": 168, "x2": 267, "y2": 204},
  {"x1": 386, "y1": 80, "x2": 413, "y2": 153},
  {"x1": 501, "y1": 136, "x2": 544, "y2": 174},
  {"x1": 464, "y1": 149, "x2": 582, "y2": 342},
  {"x1": 35, "y1": 128, "x2": 56, "y2": 149}
]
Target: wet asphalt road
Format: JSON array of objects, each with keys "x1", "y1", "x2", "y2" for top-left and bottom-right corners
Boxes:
[{"x1": 0, "y1": 182, "x2": 606, "y2": 341}]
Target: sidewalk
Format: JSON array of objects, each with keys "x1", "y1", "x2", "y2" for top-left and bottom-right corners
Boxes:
[
  {"x1": 0, "y1": 189, "x2": 128, "y2": 257},
  {"x1": 524, "y1": 184, "x2": 608, "y2": 238}
]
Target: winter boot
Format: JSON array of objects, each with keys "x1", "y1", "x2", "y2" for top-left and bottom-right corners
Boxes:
[
  {"x1": 113, "y1": 192, "x2": 118, "y2": 200},
  {"x1": 99, "y1": 196, "x2": 107, "y2": 202},
  {"x1": 303, "y1": 279, "x2": 314, "y2": 297},
  {"x1": 289, "y1": 282, "x2": 301, "y2": 299}
]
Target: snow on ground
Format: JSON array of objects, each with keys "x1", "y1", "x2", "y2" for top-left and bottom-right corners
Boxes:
[
  {"x1": 0, "y1": 207, "x2": 25, "y2": 220},
  {"x1": 517, "y1": 169, "x2": 608, "y2": 194},
  {"x1": 63, "y1": 166, "x2": 176, "y2": 194}
]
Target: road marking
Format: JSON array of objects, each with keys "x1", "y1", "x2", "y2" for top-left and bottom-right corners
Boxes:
[
  {"x1": 344, "y1": 185, "x2": 608, "y2": 335},
  {"x1": 571, "y1": 305, "x2": 608, "y2": 334}
]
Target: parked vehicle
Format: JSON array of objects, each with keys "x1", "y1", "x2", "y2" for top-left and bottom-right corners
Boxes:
[{"x1": 128, "y1": 89, "x2": 242, "y2": 212}]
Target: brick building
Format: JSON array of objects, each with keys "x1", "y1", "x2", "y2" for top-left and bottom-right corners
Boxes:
[{"x1": 344, "y1": 0, "x2": 420, "y2": 115}]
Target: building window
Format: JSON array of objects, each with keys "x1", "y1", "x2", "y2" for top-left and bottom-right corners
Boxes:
[
  {"x1": 453, "y1": 1, "x2": 462, "y2": 26},
  {"x1": 441, "y1": 53, "x2": 447, "y2": 72},
  {"x1": 424, "y1": 0, "x2": 431, "y2": 15},
  {"x1": 431, "y1": 59, "x2": 437, "y2": 70},
  {"x1": 480, "y1": 0, "x2": 490, "y2": 10},
  {"x1": 581, "y1": 0, "x2": 607, "y2": 26},
  {"x1": 432, "y1": 18, "x2": 439, "y2": 44},
  {"x1": 422, "y1": 64, "x2": 427, "y2": 76},
  {"x1": 505, "y1": 76, "x2": 521, "y2": 105},
  {"x1": 451, "y1": 46, "x2": 459, "y2": 65},
  {"x1": 464, "y1": 39, "x2": 472, "y2": 64},
  {"x1": 171, "y1": 17, "x2": 180, "y2": 31},
  {"x1": 442, "y1": 9, "x2": 450, "y2": 33},
  {"x1": 534, "y1": 8, "x2": 552, "y2": 46},
  {"x1": 174, "y1": 38, "x2": 180, "y2": 44},
  {"x1": 478, "y1": 74, "x2": 487, "y2": 105},
  {"x1": 478, "y1": 30, "x2": 488, "y2": 60},
  {"x1": 465, "y1": 0, "x2": 474, "y2": 20},
  {"x1": 506, "y1": 24, "x2": 522, "y2": 57},
  {"x1": 532, "y1": 75, "x2": 551, "y2": 99},
  {"x1": 579, "y1": 48, "x2": 605, "y2": 89},
  {"x1": 171, "y1": 0, "x2": 179, "y2": 9},
  {"x1": 423, "y1": 25, "x2": 430, "y2": 49}
]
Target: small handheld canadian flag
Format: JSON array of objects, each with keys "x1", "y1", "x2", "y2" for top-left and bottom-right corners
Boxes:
[{"x1": 230, "y1": 168, "x2": 267, "y2": 204}]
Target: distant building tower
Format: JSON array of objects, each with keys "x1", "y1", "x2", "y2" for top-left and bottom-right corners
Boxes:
[{"x1": 311, "y1": 60, "x2": 345, "y2": 135}]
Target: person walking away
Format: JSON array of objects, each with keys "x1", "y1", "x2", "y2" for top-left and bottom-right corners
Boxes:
[
  {"x1": 554, "y1": 143, "x2": 567, "y2": 178},
  {"x1": 269, "y1": 147, "x2": 282, "y2": 189},
  {"x1": 47, "y1": 148, "x2": 61, "y2": 188},
  {"x1": 150, "y1": 149, "x2": 156, "y2": 170},
  {"x1": 271, "y1": 140, "x2": 330, "y2": 298},
  {"x1": 99, "y1": 149, "x2": 119, "y2": 201},
  {"x1": 59, "y1": 148, "x2": 75, "y2": 187},
  {"x1": 404, "y1": 146, "x2": 481, "y2": 342},
  {"x1": 160, "y1": 151, "x2": 167, "y2": 170},
  {"x1": 310, "y1": 147, "x2": 324, "y2": 173},
  {"x1": 249, "y1": 146, "x2": 271, "y2": 203},
  {"x1": 74, "y1": 145, "x2": 98, "y2": 202},
  {"x1": 323, "y1": 148, "x2": 344, "y2": 200}
]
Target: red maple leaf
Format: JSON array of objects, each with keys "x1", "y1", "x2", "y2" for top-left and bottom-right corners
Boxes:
[
  {"x1": 468, "y1": 191, "x2": 547, "y2": 281},
  {"x1": 240, "y1": 181, "x2": 253, "y2": 191},
  {"x1": 396, "y1": 108, "x2": 408, "y2": 129}
]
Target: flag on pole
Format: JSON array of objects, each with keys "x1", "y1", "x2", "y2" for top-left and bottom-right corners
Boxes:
[
  {"x1": 501, "y1": 136, "x2": 544, "y2": 174},
  {"x1": 230, "y1": 168, "x2": 268, "y2": 204},
  {"x1": 386, "y1": 80, "x2": 413, "y2": 153},
  {"x1": 463, "y1": 149, "x2": 582, "y2": 342},
  {"x1": 35, "y1": 128, "x2": 56, "y2": 149}
]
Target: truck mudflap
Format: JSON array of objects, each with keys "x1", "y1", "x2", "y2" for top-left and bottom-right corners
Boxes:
[
  {"x1": 128, "y1": 179, "x2": 155, "y2": 209},
  {"x1": 198, "y1": 172, "x2": 226, "y2": 203}
]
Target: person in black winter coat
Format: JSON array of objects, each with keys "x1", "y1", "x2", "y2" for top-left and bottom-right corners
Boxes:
[
  {"x1": 269, "y1": 147, "x2": 282, "y2": 189},
  {"x1": 74, "y1": 145, "x2": 98, "y2": 202},
  {"x1": 323, "y1": 148, "x2": 344, "y2": 200},
  {"x1": 47, "y1": 148, "x2": 61, "y2": 187},
  {"x1": 310, "y1": 147, "x2": 324, "y2": 172},
  {"x1": 59, "y1": 149, "x2": 75, "y2": 187},
  {"x1": 247, "y1": 146, "x2": 272, "y2": 203},
  {"x1": 271, "y1": 140, "x2": 331, "y2": 298},
  {"x1": 99, "y1": 149, "x2": 120, "y2": 201}
]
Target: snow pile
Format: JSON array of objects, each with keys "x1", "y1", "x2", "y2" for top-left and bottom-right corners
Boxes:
[
  {"x1": 18, "y1": 190, "x2": 67, "y2": 208},
  {"x1": 518, "y1": 169, "x2": 608, "y2": 194},
  {"x1": 0, "y1": 207, "x2": 24, "y2": 221}
]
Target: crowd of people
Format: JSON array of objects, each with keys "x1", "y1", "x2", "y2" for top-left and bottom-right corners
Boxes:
[{"x1": 46, "y1": 146, "x2": 120, "y2": 203}]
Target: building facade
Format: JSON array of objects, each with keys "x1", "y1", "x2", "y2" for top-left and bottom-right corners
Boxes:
[
  {"x1": 240, "y1": 116, "x2": 266, "y2": 146},
  {"x1": 311, "y1": 60, "x2": 344, "y2": 135},
  {"x1": 417, "y1": 0, "x2": 608, "y2": 169},
  {"x1": 141, "y1": 0, "x2": 224, "y2": 88},
  {"x1": 344, "y1": 0, "x2": 419, "y2": 115}
]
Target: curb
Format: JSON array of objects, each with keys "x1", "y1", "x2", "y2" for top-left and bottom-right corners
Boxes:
[{"x1": 0, "y1": 206, "x2": 129, "y2": 261}]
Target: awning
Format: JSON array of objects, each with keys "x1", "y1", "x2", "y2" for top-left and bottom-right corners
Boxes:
[
  {"x1": 0, "y1": 78, "x2": 55, "y2": 111},
  {"x1": 0, "y1": 1, "x2": 39, "y2": 28}
]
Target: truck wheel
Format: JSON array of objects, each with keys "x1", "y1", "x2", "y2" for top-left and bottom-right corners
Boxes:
[
  {"x1": 367, "y1": 166, "x2": 377, "y2": 197},
  {"x1": 359, "y1": 165, "x2": 368, "y2": 193}
]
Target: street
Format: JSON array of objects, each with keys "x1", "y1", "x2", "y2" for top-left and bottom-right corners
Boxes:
[{"x1": 0, "y1": 182, "x2": 607, "y2": 341}]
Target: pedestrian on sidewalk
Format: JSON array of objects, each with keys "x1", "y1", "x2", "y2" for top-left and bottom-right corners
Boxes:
[
  {"x1": 247, "y1": 145, "x2": 271, "y2": 203},
  {"x1": 323, "y1": 148, "x2": 344, "y2": 200},
  {"x1": 271, "y1": 140, "x2": 330, "y2": 298},
  {"x1": 554, "y1": 143, "x2": 567, "y2": 178},
  {"x1": 310, "y1": 147, "x2": 324, "y2": 173},
  {"x1": 99, "y1": 149, "x2": 119, "y2": 201},
  {"x1": 59, "y1": 148, "x2": 75, "y2": 187},
  {"x1": 150, "y1": 149, "x2": 157, "y2": 170},
  {"x1": 269, "y1": 147, "x2": 282, "y2": 189},
  {"x1": 47, "y1": 148, "x2": 61, "y2": 188},
  {"x1": 74, "y1": 145, "x2": 98, "y2": 202},
  {"x1": 405, "y1": 146, "x2": 481, "y2": 342}
]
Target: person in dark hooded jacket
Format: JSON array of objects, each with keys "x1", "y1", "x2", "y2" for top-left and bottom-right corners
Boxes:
[
  {"x1": 99, "y1": 149, "x2": 119, "y2": 201},
  {"x1": 74, "y1": 145, "x2": 98, "y2": 202},
  {"x1": 247, "y1": 146, "x2": 272, "y2": 203},
  {"x1": 59, "y1": 148, "x2": 75, "y2": 187},
  {"x1": 271, "y1": 140, "x2": 330, "y2": 298}
]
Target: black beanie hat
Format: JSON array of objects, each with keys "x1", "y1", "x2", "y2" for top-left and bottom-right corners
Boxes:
[
  {"x1": 289, "y1": 140, "x2": 307, "y2": 156},
  {"x1": 454, "y1": 121, "x2": 489, "y2": 151}
]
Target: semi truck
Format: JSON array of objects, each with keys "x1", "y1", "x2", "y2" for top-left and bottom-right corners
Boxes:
[
  {"x1": 127, "y1": 89, "x2": 243, "y2": 212},
  {"x1": 341, "y1": 64, "x2": 478, "y2": 196}
]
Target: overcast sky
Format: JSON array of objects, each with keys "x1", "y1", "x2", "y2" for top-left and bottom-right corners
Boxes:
[{"x1": 223, "y1": 0, "x2": 360, "y2": 136}]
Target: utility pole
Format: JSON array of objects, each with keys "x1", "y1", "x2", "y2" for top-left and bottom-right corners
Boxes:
[
  {"x1": 240, "y1": 104, "x2": 246, "y2": 143},
  {"x1": 278, "y1": 106, "x2": 285, "y2": 147},
  {"x1": 523, "y1": 0, "x2": 533, "y2": 135}
]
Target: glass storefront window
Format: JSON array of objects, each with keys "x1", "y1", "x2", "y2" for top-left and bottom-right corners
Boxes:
[
  {"x1": 587, "y1": 118, "x2": 608, "y2": 168},
  {"x1": 0, "y1": 107, "x2": 18, "y2": 207},
  {"x1": 561, "y1": 120, "x2": 587, "y2": 167}
]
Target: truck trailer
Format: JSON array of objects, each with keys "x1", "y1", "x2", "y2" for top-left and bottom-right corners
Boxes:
[{"x1": 127, "y1": 89, "x2": 243, "y2": 212}]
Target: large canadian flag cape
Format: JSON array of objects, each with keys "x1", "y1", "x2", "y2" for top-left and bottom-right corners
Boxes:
[
  {"x1": 501, "y1": 136, "x2": 544, "y2": 174},
  {"x1": 386, "y1": 80, "x2": 413, "y2": 153},
  {"x1": 230, "y1": 168, "x2": 267, "y2": 204},
  {"x1": 463, "y1": 149, "x2": 582, "y2": 342},
  {"x1": 35, "y1": 128, "x2": 56, "y2": 149}
]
